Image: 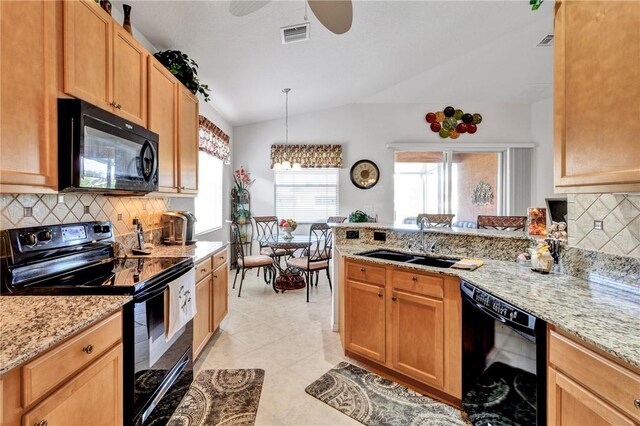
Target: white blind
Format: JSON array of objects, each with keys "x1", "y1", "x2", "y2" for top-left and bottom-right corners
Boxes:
[
  {"x1": 195, "y1": 152, "x2": 223, "y2": 233},
  {"x1": 274, "y1": 169, "x2": 339, "y2": 223}
]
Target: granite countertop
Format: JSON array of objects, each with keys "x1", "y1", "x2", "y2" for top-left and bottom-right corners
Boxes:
[
  {"x1": 146, "y1": 240, "x2": 228, "y2": 263},
  {"x1": 0, "y1": 296, "x2": 131, "y2": 374},
  {"x1": 331, "y1": 222, "x2": 535, "y2": 241},
  {"x1": 337, "y1": 243, "x2": 640, "y2": 370}
]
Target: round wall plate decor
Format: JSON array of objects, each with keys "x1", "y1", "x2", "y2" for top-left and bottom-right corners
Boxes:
[{"x1": 350, "y1": 160, "x2": 380, "y2": 189}]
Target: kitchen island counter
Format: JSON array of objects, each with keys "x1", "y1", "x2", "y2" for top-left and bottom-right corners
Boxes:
[
  {"x1": 337, "y1": 242, "x2": 640, "y2": 370},
  {"x1": 0, "y1": 295, "x2": 130, "y2": 374}
]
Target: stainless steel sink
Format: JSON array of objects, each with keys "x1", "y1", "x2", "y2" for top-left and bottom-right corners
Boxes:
[{"x1": 356, "y1": 249, "x2": 459, "y2": 269}]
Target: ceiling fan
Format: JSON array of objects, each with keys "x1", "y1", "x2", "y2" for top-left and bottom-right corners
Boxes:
[{"x1": 228, "y1": 0, "x2": 353, "y2": 35}]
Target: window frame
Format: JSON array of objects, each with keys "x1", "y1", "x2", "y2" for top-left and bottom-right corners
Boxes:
[{"x1": 194, "y1": 152, "x2": 224, "y2": 235}]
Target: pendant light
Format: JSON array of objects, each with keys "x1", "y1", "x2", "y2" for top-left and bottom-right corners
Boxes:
[{"x1": 273, "y1": 88, "x2": 301, "y2": 170}]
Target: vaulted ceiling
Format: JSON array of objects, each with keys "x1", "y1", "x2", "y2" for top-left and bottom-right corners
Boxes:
[{"x1": 113, "y1": 0, "x2": 554, "y2": 126}]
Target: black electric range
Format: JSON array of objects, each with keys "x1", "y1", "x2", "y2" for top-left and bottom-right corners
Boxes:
[{"x1": 0, "y1": 221, "x2": 195, "y2": 425}]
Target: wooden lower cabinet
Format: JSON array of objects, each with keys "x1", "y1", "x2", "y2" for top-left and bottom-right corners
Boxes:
[
  {"x1": 23, "y1": 344, "x2": 123, "y2": 426},
  {"x1": 193, "y1": 274, "x2": 213, "y2": 359},
  {"x1": 192, "y1": 248, "x2": 229, "y2": 360},
  {"x1": 342, "y1": 260, "x2": 461, "y2": 401},
  {"x1": 1, "y1": 310, "x2": 123, "y2": 426},
  {"x1": 390, "y1": 290, "x2": 444, "y2": 388},
  {"x1": 548, "y1": 327, "x2": 640, "y2": 425},
  {"x1": 345, "y1": 280, "x2": 386, "y2": 363}
]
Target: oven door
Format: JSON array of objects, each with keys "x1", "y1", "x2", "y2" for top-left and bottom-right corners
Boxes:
[{"x1": 126, "y1": 277, "x2": 194, "y2": 425}]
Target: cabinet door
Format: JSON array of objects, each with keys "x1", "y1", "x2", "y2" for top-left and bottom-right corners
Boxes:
[
  {"x1": 177, "y1": 85, "x2": 199, "y2": 193},
  {"x1": 148, "y1": 57, "x2": 178, "y2": 193},
  {"x1": 0, "y1": 0, "x2": 58, "y2": 192},
  {"x1": 548, "y1": 368, "x2": 634, "y2": 426},
  {"x1": 390, "y1": 290, "x2": 444, "y2": 388},
  {"x1": 63, "y1": 0, "x2": 112, "y2": 110},
  {"x1": 345, "y1": 280, "x2": 386, "y2": 363},
  {"x1": 22, "y1": 344, "x2": 123, "y2": 426},
  {"x1": 112, "y1": 25, "x2": 147, "y2": 125},
  {"x1": 193, "y1": 275, "x2": 212, "y2": 359},
  {"x1": 554, "y1": 0, "x2": 640, "y2": 193},
  {"x1": 212, "y1": 263, "x2": 228, "y2": 330}
]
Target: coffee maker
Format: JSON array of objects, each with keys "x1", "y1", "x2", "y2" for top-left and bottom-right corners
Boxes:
[{"x1": 161, "y1": 211, "x2": 197, "y2": 245}]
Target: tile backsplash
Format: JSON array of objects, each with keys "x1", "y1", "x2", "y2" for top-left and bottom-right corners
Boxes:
[
  {"x1": 567, "y1": 194, "x2": 640, "y2": 258},
  {"x1": 0, "y1": 194, "x2": 168, "y2": 240}
]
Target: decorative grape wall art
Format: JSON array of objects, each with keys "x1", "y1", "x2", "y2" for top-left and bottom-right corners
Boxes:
[{"x1": 425, "y1": 106, "x2": 482, "y2": 139}]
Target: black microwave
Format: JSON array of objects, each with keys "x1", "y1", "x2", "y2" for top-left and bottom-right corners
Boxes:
[{"x1": 58, "y1": 99, "x2": 159, "y2": 195}]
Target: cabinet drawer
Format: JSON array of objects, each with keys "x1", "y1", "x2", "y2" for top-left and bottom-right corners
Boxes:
[
  {"x1": 346, "y1": 262, "x2": 385, "y2": 286},
  {"x1": 549, "y1": 330, "x2": 640, "y2": 422},
  {"x1": 22, "y1": 311, "x2": 122, "y2": 406},
  {"x1": 392, "y1": 269, "x2": 443, "y2": 299},
  {"x1": 195, "y1": 257, "x2": 212, "y2": 282},
  {"x1": 213, "y1": 249, "x2": 228, "y2": 270}
]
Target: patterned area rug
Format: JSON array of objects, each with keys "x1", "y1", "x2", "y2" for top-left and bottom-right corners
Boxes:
[
  {"x1": 167, "y1": 369, "x2": 265, "y2": 426},
  {"x1": 306, "y1": 362, "x2": 468, "y2": 425},
  {"x1": 462, "y1": 362, "x2": 537, "y2": 426}
]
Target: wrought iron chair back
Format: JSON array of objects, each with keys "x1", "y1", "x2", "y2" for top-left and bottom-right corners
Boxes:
[
  {"x1": 416, "y1": 213, "x2": 455, "y2": 228},
  {"x1": 477, "y1": 215, "x2": 527, "y2": 231},
  {"x1": 326, "y1": 216, "x2": 347, "y2": 223},
  {"x1": 253, "y1": 216, "x2": 279, "y2": 242},
  {"x1": 307, "y1": 223, "x2": 333, "y2": 264},
  {"x1": 231, "y1": 223, "x2": 246, "y2": 261}
]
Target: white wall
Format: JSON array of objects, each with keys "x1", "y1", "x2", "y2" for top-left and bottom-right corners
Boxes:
[
  {"x1": 530, "y1": 97, "x2": 558, "y2": 206},
  {"x1": 233, "y1": 102, "x2": 533, "y2": 223}
]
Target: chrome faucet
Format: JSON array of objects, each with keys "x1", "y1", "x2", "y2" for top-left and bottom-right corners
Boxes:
[{"x1": 418, "y1": 217, "x2": 428, "y2": 252}]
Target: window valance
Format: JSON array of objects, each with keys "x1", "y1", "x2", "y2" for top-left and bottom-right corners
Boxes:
[
  {"x1": 199, "y1": 115, "x2": 230, "y2": 162},
  {"x1": 270, "y1": 144, "x2": 343, "y2": 169}
]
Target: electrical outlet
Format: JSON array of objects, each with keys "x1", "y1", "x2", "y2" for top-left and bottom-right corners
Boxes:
[
  {"x1": 23, "y1": 207, "x2": 33, "y2": 217},
  {"x1": 84, "y1": 205, "x2": 90, "y2": 214},
  {"x1": 57, "y1": 195, "x2": 64, "y2": 204},
  {"x1": 593, "y1": 220, "x2": 603, "y2": 230},
  {"x1": 373, "y1": 231, "x2": 386, "y2": 242},
  {"x1": 346, "y1": 230, "x2": 359, "y2": 239}
]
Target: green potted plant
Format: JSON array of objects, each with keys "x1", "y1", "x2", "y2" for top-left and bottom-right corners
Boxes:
[
  {"x1": 235, "y1": 208, "x2": 251, "y2": 225},
  {"x1": 153, "y1": 50, "x2": 211, "y2": 102}
]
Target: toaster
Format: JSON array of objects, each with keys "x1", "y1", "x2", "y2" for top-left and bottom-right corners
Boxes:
[{"x1": 161, "y1": 211, "x2": 197, "y2": 245}]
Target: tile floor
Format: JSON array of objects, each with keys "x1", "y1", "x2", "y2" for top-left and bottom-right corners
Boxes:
[{"x1": 194, "y1": 270, "x2": 361, "y2": 425}]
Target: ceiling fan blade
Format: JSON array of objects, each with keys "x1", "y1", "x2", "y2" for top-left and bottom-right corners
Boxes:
[
  {"x1": 307, "y1": 0, "x2": 353, "y2": 34},
  {"x1": 228, "y1": 0, "x2": 271, "y2": 17}
]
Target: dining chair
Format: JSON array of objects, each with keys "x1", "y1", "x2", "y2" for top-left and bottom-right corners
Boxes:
[
  {"x1": 326, "y1": 216, "x2": 347, "y2": 223},
  {"x1": 231, "y1": 223, "x2": 276, "y2": 297},
  {"x1": 477, "y1": 215, "x2": 527, "y2": 231},
  {"x1": 286, "y1": 223, "x2": 333, "y2": 303},
  {"x1": 416, "y1": 213, "x2": 455, "y2": 227},
  {"x1": 252, "y1": 216, "x2": 288, "y2": 267}
]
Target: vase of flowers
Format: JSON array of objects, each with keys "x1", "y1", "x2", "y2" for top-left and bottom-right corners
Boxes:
[{"x1": 234, "y1": 166, "x2": 255, "y2": 204}]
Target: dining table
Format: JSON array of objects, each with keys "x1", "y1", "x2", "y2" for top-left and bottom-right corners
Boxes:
[{"x1": 256, "y1": 235, "x2": 311, "y2": 291}]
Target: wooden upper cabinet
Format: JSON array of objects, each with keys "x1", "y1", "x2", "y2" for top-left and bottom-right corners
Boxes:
[
  {"x1": 63, "y1": 0, "x2": 112, "y2": 109},
  {"x1": 112, "y1": 25, "x2": 147, "y2": 125},
  {"x1": 177, "y1": 86, "x2": 199, "y2": 193},
  {"x1": 390, "y1": 290, "x2": 444, "y2": 389},
  {"x1": 148, "y1": 56, "x2": 178, "y2": 192},
  {"x1": 554, "y1": 0, "x2": 640, "y2": 193},
  {"x1": 0, "y1": 0, "x2": 59, "y2": 193}
]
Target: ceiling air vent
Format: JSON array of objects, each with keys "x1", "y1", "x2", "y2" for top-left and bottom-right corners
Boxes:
[
  {"x1": 281, "y1": 23, "x2": 310, "y2": 44},
  {"x1": 536, "y1": 34, "x2": 554, "y2": 47}
]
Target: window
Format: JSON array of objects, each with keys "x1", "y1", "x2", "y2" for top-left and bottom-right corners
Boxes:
[
  {"x1": 195, "y1": 152, "x2": 223, "y2": 234},
  {"x1": 274, "y1": 169, "x2": 339, "y2": 223},
  {"x1": 394, "y1": 151, "x2": 504, "y2": 226}
]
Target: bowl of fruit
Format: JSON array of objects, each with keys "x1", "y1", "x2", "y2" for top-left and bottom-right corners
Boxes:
[{"x1": 279, "y1": 219, "x2": 298, "y2": 239}]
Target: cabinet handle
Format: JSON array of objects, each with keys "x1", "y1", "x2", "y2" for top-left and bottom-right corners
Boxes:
[
  {"x1": 200, "y1": 268, "x2": 207, "y2": 273},
  {"x1": 117, "y1": 103, "x2": 122, "y2": 109},
  {"x1": 82, "y1": 344, "x2": 94, "y2": 354},
  {"x1": 360, "y1": 268, "x2": 365, "y2": 272},
  {"x1": 392, "y1": 296, "x2": 397, "y2": 301},
  {"x1": 213, "y1": 275, "x2": 218, "y2": 279},
  {"x1": 34, "y1": 420, "x2": 48, "y2": 426},
  {"x1": 377, "y1": 293, "x2": 383, "y2": 298},
  {"x1": 180, "y1": 186, "x2": 186, "y2": 190},
  {"x1": 412, "y1": 276, "x2": 418, "y2": 283},
  {"x1": 634, "y1": 398, "x2": 640, "y2": 409},
  {"x1": 110, "y1": 101, "x2": 118, "y2": 108}
]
